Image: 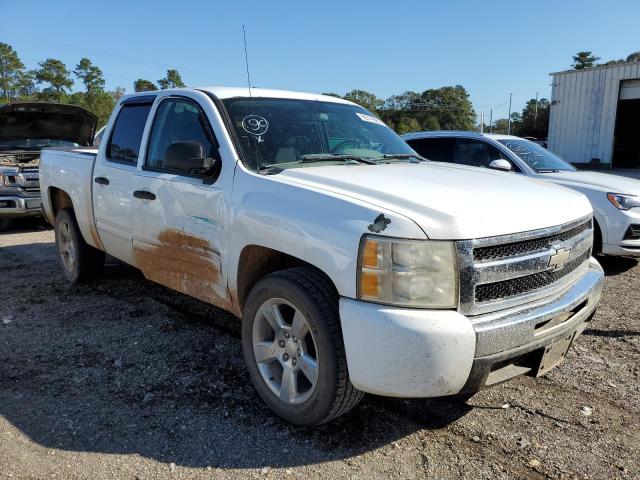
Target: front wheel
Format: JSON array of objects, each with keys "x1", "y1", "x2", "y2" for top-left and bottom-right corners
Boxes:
[
  {"x1": 242, "y1": 267, "x2": 363, "y2": 425},
  {"x1": 55, "y1": 209, "x2": 105, "y2": 283}
]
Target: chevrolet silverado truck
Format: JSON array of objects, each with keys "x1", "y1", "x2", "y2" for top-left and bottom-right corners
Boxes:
[
  {"x1": 0, "y1": 102, "x2": 97, "y2": 230},
  {"x1": 39, "y1": 87, "x2": 604, "y2": 425}
]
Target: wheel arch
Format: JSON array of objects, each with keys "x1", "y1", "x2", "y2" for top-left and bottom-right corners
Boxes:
[{"x1": 234, "y1": 245, "x2": 338, "y2": 316}]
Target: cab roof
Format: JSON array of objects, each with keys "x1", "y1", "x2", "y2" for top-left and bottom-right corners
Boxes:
[{"x1": 120, "y1": 86, "x2": 357, "y2": 106}]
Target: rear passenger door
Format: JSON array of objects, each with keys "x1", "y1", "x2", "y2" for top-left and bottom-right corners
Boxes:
[{"x1": 93, "y1": 96, "x2": 154, "y2": 265}]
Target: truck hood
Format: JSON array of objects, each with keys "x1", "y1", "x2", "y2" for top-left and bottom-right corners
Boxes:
[
  {"x1": 278, "y1": 162, "x2": 593, "y2": 239},
  {"x1": 538, "y1": 171, "x2": 640, "y2": 195},
  {"x1": 0, "y1": 103, "x2": 98, "y2": 147}
]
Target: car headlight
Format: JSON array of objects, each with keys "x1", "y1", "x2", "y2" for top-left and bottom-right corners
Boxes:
[
  {"x1": 0, "y1": 167, "x2": 19, "y2": 187},
  {"x1": 357, "y1": 236, "x2": 458, "y2": 308},
  {"x1": 607, "y1": 193, "x2": 640, "y2": 210}
]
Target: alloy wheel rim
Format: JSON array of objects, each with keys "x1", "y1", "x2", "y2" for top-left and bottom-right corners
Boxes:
[
  {"x1": 58, "y1": 220, "x2": 76, "y2": 273},
  {"x1": 252, "y1": 298, "x2": 319, "y2": 405}
]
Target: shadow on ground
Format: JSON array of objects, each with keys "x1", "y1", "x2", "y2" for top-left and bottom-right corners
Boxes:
[
  {"x1": 598, "y1": 255, "x2": 638, "y2": 276},
  {"x1": 0, "y1": 217, "x2": 51, "y2": 235},
  {"x1": 0, "y1": 242, "x2": 470, "y2": 469}
]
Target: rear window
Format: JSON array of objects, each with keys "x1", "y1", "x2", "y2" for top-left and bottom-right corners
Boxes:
[{"x1": 107, "y1": 104, "x2": 152, "y2": 163}]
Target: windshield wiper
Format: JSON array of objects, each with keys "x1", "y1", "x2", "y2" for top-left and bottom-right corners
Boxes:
[
  {"x1": 382, "y1": 153, "x2": 427, "y2": 163},
  {"x1": 298, "y1": 154, "x2": 378, "y2": 165}
]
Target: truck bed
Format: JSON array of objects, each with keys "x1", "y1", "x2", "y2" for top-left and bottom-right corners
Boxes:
[{"x1": 39, "y1": 147, "x2": 100, "y2": 249}]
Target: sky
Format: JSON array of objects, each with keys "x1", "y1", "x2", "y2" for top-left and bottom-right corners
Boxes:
[{"x1": 1, "y1": 0, "x2": 639, "y2": 121}]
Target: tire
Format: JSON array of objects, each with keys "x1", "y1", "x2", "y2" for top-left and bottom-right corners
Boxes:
[
  {"x1": 0, "y1": 218, "x2": 12, "y2": 231},
  {"x1": 593, "y1": 220, "x2": 603, "y2": 256},
  {"x1": 241, "y1": 267, "x2": 364, "y2": 425},
  {"x1": 54, "y1": 209, "x2": 105, "y2": 283}
]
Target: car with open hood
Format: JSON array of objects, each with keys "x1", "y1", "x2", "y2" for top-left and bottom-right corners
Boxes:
[
  {"x1": 403, "y1": 131, "x2": 640, "y2": 257},
  {"x1": 0, "y1": 102, "x2": 97, "y2": 230}
]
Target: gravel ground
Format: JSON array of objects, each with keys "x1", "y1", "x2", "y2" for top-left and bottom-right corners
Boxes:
[{"x1": 1, "y1": 219, "x2": 639, "y2": 480}]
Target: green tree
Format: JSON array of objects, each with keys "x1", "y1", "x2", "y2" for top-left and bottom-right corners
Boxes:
[
  {"x1": 518, "y1": 98, "x2": 550, "y2": 138},
  {"x1": 73, "y1": 58, "x2": 105, "y2": 93},
  {"x1": 134, "y1": 79, "x2": 158, "y2": 92},
  {"x1": 492, "y1": 118, "x2": 510, "y2": 134},
  {"x1": 321, "y1": 92, "x2": 342, "y2": 98},
  {"x1": 417, "y1": 85, "x2": 476, "y2": 130},
  {"x1": 34, "y1": 58, "x2": 73, "y2": 102},
  {"x1": 572, "y1": 51, "x2": 599, "y2": 70},
  {"x1": 158, "y1": 69, "x2": 185, "y2": 89},
  {"x1": 626, "y1": 51, "x2": 640, "y2": 62},
  {"x1": 0, "y1": 43, "x2": 26, "y2": 102},
  {"x1": 343, "y1": 89, "x2": 383, "y2": 112}
]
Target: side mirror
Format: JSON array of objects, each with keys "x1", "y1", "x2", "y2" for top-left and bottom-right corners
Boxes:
[
  {"x1": 164, "y1": 141, "x2": 222, "y2": 184},
  {"x1": 488, "y1": 159, "x2": 512, "y2": 172}
]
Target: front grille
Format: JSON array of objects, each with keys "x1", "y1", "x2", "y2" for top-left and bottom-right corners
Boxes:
[
  {"x1": 457, "y1": 216, "x2": 594, "y2": 315},
  {"x1": 624, "y1": 225, "x2": 640, "y2": 240},
  {"x1": 475, "y1": 250, "x2": 590, "y2": 303},
  {"x1": 474, "y1": 220, "x2": 591, "y2": 261}
]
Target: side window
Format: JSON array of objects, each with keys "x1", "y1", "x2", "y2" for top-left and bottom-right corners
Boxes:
[
  {"x1": 107, "y1": 103, "x2": 152, "y2": 163},
  {"x1": 145, "y1": 98, "x2": 218, "y2": 175},
  {"x1": 453, "y1": 139, "x2": 508, "y2": 168},
  {"x1": 407, "y1": 138, "x2": 453, "y2": 163}
]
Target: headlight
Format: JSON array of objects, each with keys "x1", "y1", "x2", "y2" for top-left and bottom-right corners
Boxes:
[
  {"x1": 357, "y1": 236, "x2": 458, "y2": 308},
  {"x1": 607, "y1": 193, "x2": 640, "y2": 210}
]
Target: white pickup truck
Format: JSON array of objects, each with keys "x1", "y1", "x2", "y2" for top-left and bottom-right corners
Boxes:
[{"x1": 40, "y1": 87, "x2": 604, "y2": 425}]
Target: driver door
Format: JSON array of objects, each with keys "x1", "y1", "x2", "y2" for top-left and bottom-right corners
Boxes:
[{"x1": 131, "y1": 95, "x2": 230, "y2": 308}]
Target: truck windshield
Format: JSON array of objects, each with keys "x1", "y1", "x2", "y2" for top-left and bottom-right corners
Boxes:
[
  {"x1": 497, "y1": 139, "x2": 576, "y2": 173},
  {"x1": 222, "y1": 97, "x2": 416, "y2": 171}
]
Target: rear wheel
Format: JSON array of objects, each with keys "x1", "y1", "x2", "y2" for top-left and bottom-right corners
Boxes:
[
  {"x1": 55, "y1": 209, "x2": 105, "y2": 283},
  {"x1": 242, "y1": 267, "x2": 363, "y2": 425}
]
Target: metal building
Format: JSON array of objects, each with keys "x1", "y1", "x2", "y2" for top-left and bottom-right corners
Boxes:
[{"x1": 548, "y1": 61, "x2": 640, "y2": 170}]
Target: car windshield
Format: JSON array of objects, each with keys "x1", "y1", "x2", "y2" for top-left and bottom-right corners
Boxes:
[
  {"x1": 497, "y1": 138, "x2": 576, "y2": 172},
  {"x1": 222, "y1": 97, "x2": 417, "y2": 171},
  {"x1": 0, "y1": 139, "x2": 79, "y2": 151}
]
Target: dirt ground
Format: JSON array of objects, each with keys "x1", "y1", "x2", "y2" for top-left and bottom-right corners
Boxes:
[{"x1": 1, "y1": 219, "x2": 639, "y2": 480}]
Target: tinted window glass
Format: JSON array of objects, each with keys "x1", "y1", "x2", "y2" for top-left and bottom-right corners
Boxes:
[
  {"x1": 453, "y1": 139, "x2": 508, "y2": 168},
  {"x1": 406, "y1": 138, "x2": 453, "y2": 162},
  {"x1": 107, "y1": 104, "x2": 152, "y2": 163},
  {"x1": 145, "y1": 98, "x2": 216, "y2": 174}
]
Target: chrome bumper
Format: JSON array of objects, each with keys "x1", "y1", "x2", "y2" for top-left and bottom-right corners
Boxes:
[
  {"x1": 461, "y1": 257, "x2": 603, "y2": 392},
  {"x1": 0, "y1": 195, "x2": 43, "y2": 217}
]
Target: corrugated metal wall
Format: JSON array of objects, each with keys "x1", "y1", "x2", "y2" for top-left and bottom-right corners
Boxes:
[{"x1": 548, "y1": 62, "x2": 640, "y2": 166}]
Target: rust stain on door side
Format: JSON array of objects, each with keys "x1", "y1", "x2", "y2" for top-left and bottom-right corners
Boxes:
[{"x1": 134, "y1": 229, "x2": 235, "y2": 312}]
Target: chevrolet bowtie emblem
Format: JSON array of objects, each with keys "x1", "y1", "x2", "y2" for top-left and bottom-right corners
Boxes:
[{"x1": 548, "y1": 247, "x2": 571, "y2": 271}]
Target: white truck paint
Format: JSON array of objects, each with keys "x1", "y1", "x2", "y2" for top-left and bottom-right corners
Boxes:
[
  {"x1": 404, "y1": 131, "x2": 640, "y2": 256},
  {"x1": 40, "y1": 87, "x2": 603, "y2": 424}
]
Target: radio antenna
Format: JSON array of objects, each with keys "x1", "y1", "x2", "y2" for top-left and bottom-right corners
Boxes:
[{"x1": 242, "y1": 25, "x2": 253, "y2": 99}]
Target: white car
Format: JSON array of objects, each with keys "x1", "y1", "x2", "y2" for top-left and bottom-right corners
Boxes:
[
  {"x1": 403, "y1": 131, "x2": 640, "y2": 257},
  {"x1": 39, "y1": 87, "x2": 602, "y2": 424}
]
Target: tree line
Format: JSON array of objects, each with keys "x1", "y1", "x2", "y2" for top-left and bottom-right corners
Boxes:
[
  {"x1": 572, "y1": 50, "x2": 640, "y2": 69},
  {"x1": 0, "y1": 42, "x2": 186, "y2": 126}
]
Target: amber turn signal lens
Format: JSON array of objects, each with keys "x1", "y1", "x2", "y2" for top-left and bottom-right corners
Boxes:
[
  {"x1": 360, "y1": 271, "x2": 379, "y2": 297},
  {"x1": 361, "y1": 239, "x2": 379, "y2": 268}
]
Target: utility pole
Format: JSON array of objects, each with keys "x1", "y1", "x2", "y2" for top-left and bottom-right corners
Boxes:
[
  {"x1": 534, "y1": 91, "x2": 539, "y2": 129},
  {"x1": 489, "y1": 109, "x2": 493, "y2": 133},
  {"x1": 480, "y1": 112, "x2": 484, "y2": 133},
  {"x1": 507, "y1": 93, "x2": 513, "y2": 135}
]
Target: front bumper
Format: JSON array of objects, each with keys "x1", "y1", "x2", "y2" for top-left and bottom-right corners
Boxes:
[
  {"x1": 600, "y1": 208, "x2": 640, "y2": 256},
  {"x1": 339, "y1": 258, "x2": 604, "y2": 398},
  {"x1": 0, "y1": 195, "x2": 43, "y2": 218}
]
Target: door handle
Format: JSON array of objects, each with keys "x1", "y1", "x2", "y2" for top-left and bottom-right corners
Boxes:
[
  {"x1": 94, "y1": 176, "x2": 109, "y2": 185},
  {"x1": 133, "y1": 190, "x2": 156, "y2": 200}
]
